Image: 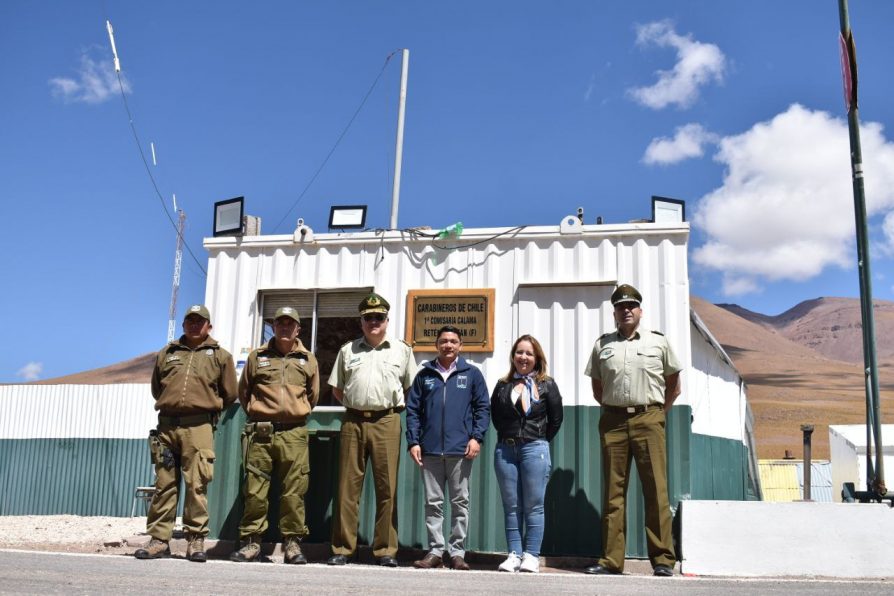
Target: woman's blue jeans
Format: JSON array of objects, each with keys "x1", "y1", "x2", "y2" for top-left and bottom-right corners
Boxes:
[{"x1": 493, "y1": 439, "x2": 551, "y2": 556}]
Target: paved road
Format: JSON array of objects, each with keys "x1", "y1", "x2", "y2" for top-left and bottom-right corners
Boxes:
[{"x1": 0, "y1": 549, "x2": 889, "y2": 595}]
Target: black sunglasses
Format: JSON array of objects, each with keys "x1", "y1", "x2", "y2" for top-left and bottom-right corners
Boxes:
[{"x1": 362, "y1": 313, "x2": 386, "y2": 322}]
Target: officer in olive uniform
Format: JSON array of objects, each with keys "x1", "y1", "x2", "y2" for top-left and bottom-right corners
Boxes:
[
  {"x1": 230, "y1": 306, "x2": 320, "y2": 564},
  {"x1": 583, "y1": 284, "x2": 682, "y2": 577},
  {"x1": 327, "y1": 293, "x2": 417, "y2": 567},
  {"x1": 135, "y1": 304, "x2": 238, "y2": 562}
]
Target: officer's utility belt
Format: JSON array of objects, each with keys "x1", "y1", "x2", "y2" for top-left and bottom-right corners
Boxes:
[
  {"x1": 244, "y1": 420, "x2": 305, "y2": 436},
  {"x1": 602, "y1": 403, "x2": 662, "y2": 415},
  {"x1": 158, "y1": 412, "x2": 218, "y2": 427},
  {"x1": 345, "y1": 406, "x2": 404, "y2": 420}
]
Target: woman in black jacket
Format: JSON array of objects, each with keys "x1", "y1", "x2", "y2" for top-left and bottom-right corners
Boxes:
[{"x1": 490, "y1": 334, "x2": 563, "y2": 573}]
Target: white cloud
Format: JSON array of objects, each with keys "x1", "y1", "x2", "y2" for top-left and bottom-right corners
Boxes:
[
  {"x1": 693, "y1": 104, "x2": 894, "y2": 296},
  {"x1": 628, "y1": 20, "x2": 726, "y2": 110},
  {"x1": 49, "y1": 49, "x2": 130, "y2": 104},
  {"x1": 16, "y1": 362, "x2": 43, "y2": 381},
  {"x1": 643, "y1": 123, "x2": 719, "y2": 165}
]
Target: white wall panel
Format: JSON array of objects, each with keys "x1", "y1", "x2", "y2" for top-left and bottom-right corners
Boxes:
[
  {"x1": 204, "y1": 223, "x2": 695, "y2": 409},
  {"x1": 0, "y1": 384, "x2": 155, "y2": 439}
]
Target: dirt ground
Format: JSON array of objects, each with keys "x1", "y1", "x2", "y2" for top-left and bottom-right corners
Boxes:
[{"x1": 0, "y1": 515, "x2": 147, "y2": 555}]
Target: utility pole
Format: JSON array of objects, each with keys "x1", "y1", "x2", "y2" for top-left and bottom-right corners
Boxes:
[
  {"x1": 389, "y1": 49, "x2": 409, "y2": 230},
  {"x1": 167, "y1": 209, "x2": 186, "y2": 343},
  {"x1": 838, "y1": 0, "x2": 885, "y2": 497}
]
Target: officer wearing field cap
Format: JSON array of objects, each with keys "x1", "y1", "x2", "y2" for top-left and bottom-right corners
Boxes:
[
  {"x1": 231, "y1": 306, "x2": 319, "y2": 564},
  {"x1": 584, "y1": 284, "x2": 681, "y2": 577},
  {"x1": 135, "y1": 304, "x2": 238, "y2": 562},
  {"x1": 327, "y1": 293, "x2": 416, "y2": 567}
]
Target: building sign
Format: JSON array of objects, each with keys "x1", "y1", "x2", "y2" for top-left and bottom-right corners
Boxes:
[{"x1": 405, "y1": 289, "x2": 495, "y2": 352}]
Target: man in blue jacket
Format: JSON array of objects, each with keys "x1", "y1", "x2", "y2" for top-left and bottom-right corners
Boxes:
[{"x1": 406, "y1": 325, "x2": 490, "y2": 571}]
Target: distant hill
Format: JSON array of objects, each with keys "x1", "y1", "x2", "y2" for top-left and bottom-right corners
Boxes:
[
  {"x1": 716, "y1": 297, "x2": 894, "y2": 363},
  {"x1": 33, "y1": 353, "x2": 155, "y2": 385},
  {"x1": 691, "y1": 296, "x2": 894, "y2": 460}
]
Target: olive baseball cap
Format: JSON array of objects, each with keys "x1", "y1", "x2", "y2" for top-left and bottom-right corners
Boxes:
[
  {"x1": 183, "y1": 304, "x2": 211, "y2": 322},
  {"x1": 359, "y1": 292, "x2": 390, "y2": 315},
  {"x1": 611, "y1": 284, "x2": 642, "y2": 306},
  {"x1": 274, "y1": 306, "x2": 301, "y2": 324}
]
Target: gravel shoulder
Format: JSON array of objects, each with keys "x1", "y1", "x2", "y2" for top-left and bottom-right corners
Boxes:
[{"x1": 0, "y1": 515, "x2": 149, "y2": 555}]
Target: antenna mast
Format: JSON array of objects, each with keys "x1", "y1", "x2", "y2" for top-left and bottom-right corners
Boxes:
[{"x1": 167, "y1": 209, "x2": 186, "y2": 342}]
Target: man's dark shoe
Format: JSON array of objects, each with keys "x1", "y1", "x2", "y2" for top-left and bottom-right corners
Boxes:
[
  {"x1": 327, "y1": 554, "x2": 349, "y2": 566},
  {"x1": 584, "y1": 563, "x2": 621, "y2": 575},
  {"x1": 653, "y1": 564, "x2": 674, "y2": 577},
  {"x1": 450, "y1": 555, "x2": 470, "y2": 571},
  {"x1": 413, "y1": 552, "x2": 443, "y2": 569},
  {"x1": 377, "y1": 555, "x2": 399, "y2": 567},
  {"x1": 134, "y1": 538, "x2": 170, "y2": 560}
]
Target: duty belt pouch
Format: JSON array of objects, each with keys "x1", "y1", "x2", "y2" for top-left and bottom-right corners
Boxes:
[{"x1": 254, "y1": 421, "x2": 274, "y2": 442}]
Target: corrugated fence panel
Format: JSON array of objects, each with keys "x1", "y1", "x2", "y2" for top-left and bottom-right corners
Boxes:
[
  {"x1": 0, "y1": 384, "x2": 155, "y2": 439},
  {"x1": 691, "y1": 433, "x2": 747, "y2": 500},
  {"x1": 209, "y1": 405, "x2": 696, "y2": 558},
  {"x1": 0, "y1": 438, "x2": 151, "y2": 516}
]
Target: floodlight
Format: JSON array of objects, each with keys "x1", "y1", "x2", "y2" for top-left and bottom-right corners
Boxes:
[
  {"x1": 652, "y1": 196, "x2": 686, "y2": 223},
  {"x1": 328, "y1": 205, "x2": 367, "y2": 229},
  {"x1": 214, "y1": 197, "x2": 244, "y2": 237}
]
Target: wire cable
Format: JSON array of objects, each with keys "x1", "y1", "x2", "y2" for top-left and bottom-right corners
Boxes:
[
  {"x1": 113, "y1": 70, "x2": 208, "y2": 276},
  {"x1": 271, "y1": 50, "x2": 401, "y2": 233}
]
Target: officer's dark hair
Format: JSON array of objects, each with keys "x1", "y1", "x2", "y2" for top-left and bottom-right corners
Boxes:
[{"x1": 436, "y1": 325, "x2": 463, "y2": 342}]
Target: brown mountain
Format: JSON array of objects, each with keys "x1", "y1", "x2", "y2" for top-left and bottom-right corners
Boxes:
[
  {"x1": 692, "y1": 296, "x2": 894, "y2": 460},
  {"x1": 33, "y1": 353, "x2": 155, "y2": 385},
  {"x1": 717, "y1": 297, "x2": 894, "y2": 363}
]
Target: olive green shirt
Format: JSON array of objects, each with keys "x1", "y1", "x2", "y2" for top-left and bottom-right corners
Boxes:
[
  {"x1": 238, "y1": 338, "x2": 319, "y2": 423},
  {"x1": 151, "y1": 335, "x2": 239, "y2": 415},
  {"x1": 585, "y1": 328, "x2": 682, "y2": 407},
  {"x1": 329, "y1": 336, "x2": 416, "y2": 410}
]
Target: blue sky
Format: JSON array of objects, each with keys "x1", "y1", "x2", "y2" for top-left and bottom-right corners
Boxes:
[{"x1": 4, "y1": 1, "x2": 894, "y2": 382}]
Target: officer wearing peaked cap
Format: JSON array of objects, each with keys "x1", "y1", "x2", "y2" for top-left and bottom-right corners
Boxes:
[
  {"x1": 327, "y1": 292, "x2": 417, "y2": 567},
  {"x1": 135, "y1": 305, "x2": 238, "y2": 562},
  {"x1": 583, "y1": 284, "x2": 681, "y2": 578}
]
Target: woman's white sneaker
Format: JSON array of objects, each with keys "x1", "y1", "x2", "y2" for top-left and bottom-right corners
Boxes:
[
  {"x1": 498, "y1": 552, "x2": 521, "y2": 572},
  {"x1": 519, "y1": 552, "x2": 540, "y2": 573}
]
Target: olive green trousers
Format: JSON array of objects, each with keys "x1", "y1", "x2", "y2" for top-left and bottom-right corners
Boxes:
[
  {"x1": 237, "y1": 425, "x2": 310, "y2": 539},
  {"x1": 146, "y1": 422, "x2": 215, "y2": 540},
  {"x1": 598, "y1": 406, "x2": 675, "y2": 571},
  {"x1": 330, "y1": 411, "x2": 402, "y2": 558}
]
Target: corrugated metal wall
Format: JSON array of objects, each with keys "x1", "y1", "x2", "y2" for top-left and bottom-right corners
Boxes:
[
  {"x1": 209, "y1": 405, "x2": 699, "y2": 558},
  {"x1": 203, "y1": 224, "x2": 693, "y2": 409},
  {"x1": 0, "y1": 438, "x2": 151, "y2": 516},
  {"x1": 0, "y1": 384, "x2": 157, "y2": 516}
]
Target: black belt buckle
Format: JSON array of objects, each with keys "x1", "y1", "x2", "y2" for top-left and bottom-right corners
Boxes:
[{"x1": 504, "y1": 437, "x2": 524, "y2": 446}]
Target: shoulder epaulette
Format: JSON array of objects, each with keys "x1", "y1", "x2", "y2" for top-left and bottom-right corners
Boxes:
[
  {"x1": 399, "y1": 339, "x2": 412, "y2": 348},
  {"x1": 599, "y1": 332, "x2": 612, "y2": 340},
  {"x1": 651, "y1": 330, "x2": 665, "y2": 336}
]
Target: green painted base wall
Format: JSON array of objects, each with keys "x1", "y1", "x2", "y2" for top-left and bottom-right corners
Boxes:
[
  {"x1": 0, "y1": 438, "x2": 152, "y2": 517},
  {"x1": 0, "y1": 405, "x2": 756, "y2": 559}
]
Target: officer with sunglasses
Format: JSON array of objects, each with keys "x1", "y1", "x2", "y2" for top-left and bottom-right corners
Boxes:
[{"x1": 327, "y1": 293, "x2": 417, "y2": 567}]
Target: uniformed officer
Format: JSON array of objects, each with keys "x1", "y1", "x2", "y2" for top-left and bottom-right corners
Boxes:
[
  {"x1": 327, "y1": 293, "x2": 417, "y2": 567},
  {"x1": 230, "y1": 306, "x2": 319, "y2": 564},
  {"x1": 135, "y1": 304, "x2": 238, "y2": 562},
  {"x1": 583, "y1": 284, "x2": 682, "y2": 577}
]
